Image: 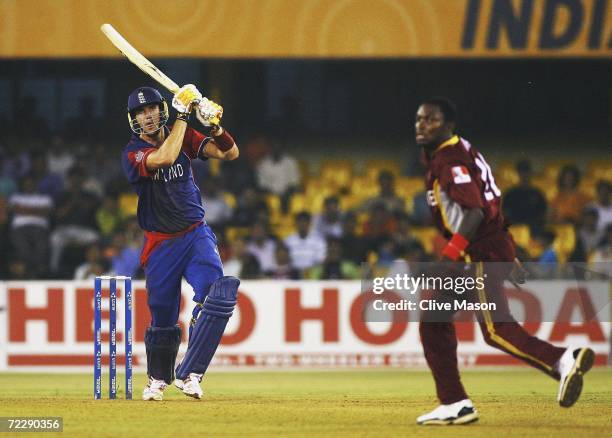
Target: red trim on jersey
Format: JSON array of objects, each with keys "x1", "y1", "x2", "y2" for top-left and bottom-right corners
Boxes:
[
  {"x1": 140, "y1": 220, "x2": 203, "y2": 266},
  {"x1": 181, "y1": 126, "x2": 207, "y2": 159},
  {"x1": 127, "y1": 148, "x2": 156, "y2": 177}
]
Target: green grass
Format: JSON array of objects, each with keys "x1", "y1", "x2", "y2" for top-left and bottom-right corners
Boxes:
[{"x1": 0, "y1": 369, "x2": 611, "y2": 437}]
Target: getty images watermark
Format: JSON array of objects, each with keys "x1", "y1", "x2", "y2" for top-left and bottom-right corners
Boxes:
[
  {"x1": 371, "y1": 271, "x2": 492, "y2": 312},
  {"x1": 359, "y1": 261, "x2": 611, "y2": 323}
]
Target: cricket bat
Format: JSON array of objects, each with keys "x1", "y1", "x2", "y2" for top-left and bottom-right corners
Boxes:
[{"x1": 100, "y1": 23, "x2": 180, "y2": 94}]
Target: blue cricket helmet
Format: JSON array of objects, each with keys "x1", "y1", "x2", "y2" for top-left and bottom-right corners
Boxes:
[{"x1": 126, "y1": 86, "x2": 169, "y2": 134}]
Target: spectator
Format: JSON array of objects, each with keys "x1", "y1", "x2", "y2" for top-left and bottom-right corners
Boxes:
[
  {"x1": 201, "y1": 176, "x2": 232, "y2": 229},
  {"x1": 74, "y1": 243, "x2": 109, "y2": 279},
  {"x1": 589, "y1": 180, "x2": 612, "y2": 232},
  {"x1": 590, "y1": 224, "x2": 612, "y2": 279},
  {"x1": 49, "y1": 166, "x2": 99, "y2": 275},
  {"x1": 313, "y1": 196, "x2": 343, "y2": 238},
  {"x1": 534, "y1": 230, "x2": 558, "y2": 277},
  {"x1": 30, "y1": 155, "x2": 63, "y2": 200},
  {"x1": 255, "y1": 139, "x2": 300, "y2": 211},
  {"x1": 577, "y1": 207, "x2": 603, "y2": 255},
  {"x1": 387, "y1": 241, "x2": 428, "y2": 277},
  {"x1": 308, "y1": 238, "x2": 360, "y2": 280},
  {"x1": 46, "y1": 135, "x2": 75, "y2": 180},
  {"x1": 246, "y1": 221, "x2": 277, "y2": 274},
  {"x1": 109, "y1": 218, "x2": 143, "y2": 278},
  {"x1": 219, "y1": 153, "x2": 258, "y2": 197},
  {"x1": 240, "y1": 253, "x2": 263, "y2": 279},
  {"x1": 8, "y1": 174, "x2": 53, "y2": 278},
  {"x1": 550, "y1": 165, "x2": 591, "y2": 224},
  {"x1": 361, "y1": 170, "x2": 405, "y2": 214},
  {"x1": 0, "y1": 155, "x2": 17, "y2": 198},
  {"x1": 411, "y1": 189, "x2": 432, "y2": 226},
  {"x1": 223, "y1": 237, "x2": 247, "y2": 278},
  {"x1": 8, "y1": 258, "x2": 28, "y2": 279},
  {"x1": 362, "y1": 201, "x2": 397, "y2": 250},
  {"x1": 391, "y1": 212, "x2": 419, "y2": 249},
  {"x1": 284, "y1": 211, "x2": 326, "y2": 272},
  {"x1": 339, "y1": 212, "x2": 369, "y2": 265},
  {"x1": 232, "y1": 187, "x2": 269, "y2": 227},
  {"x1": 271, "y1": 242, "x2": 300, "y2": 279},
  {"x1": 95, "y1": 195, "x2": 123, "y2": 240},
  {"x1": 503, "y1": 160, "x2": 547, "y2": 232}
]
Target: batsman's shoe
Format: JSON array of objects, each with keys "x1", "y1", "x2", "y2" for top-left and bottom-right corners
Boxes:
[
  {"x1": 142, "y1": 377, "x2": 167, "y2": 401},
  {"x1": 557, "y1": 347, "x2": 595, "y2": 408},
  {"x1": 175, "y1": 373, "x2": 204, "y2": 399},
  {"x1": 417, "y1": 399, "x2": 478, "y2": 425}
]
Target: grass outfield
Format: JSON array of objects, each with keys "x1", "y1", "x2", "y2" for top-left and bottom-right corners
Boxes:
[{"x1": 0, "y1": 369, "x2": 610, "y2": 437}]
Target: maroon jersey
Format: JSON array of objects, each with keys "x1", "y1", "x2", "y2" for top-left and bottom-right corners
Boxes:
[{"x1": 423, "y1": 135, "x2": 513, "y2": 260}]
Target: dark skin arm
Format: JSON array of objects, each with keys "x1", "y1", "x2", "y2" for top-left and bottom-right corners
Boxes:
[
  {"x1": 456, "y1": 207, "x2": 484, "y2": 241},
  {"x1": 456, "y1": 207, "x2": 527, "y2": 285}
]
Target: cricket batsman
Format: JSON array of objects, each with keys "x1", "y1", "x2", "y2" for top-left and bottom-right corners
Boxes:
[
  {"x1": 121, "y1": 84, "x2": 239, "y2": 401},
  {"x1": 414, "y1": 97, "x2": 594, "y2": 425}
]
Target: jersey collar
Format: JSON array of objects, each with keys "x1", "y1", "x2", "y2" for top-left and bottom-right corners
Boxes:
[{"x1": 433, "y1": 135, "x2": 459, "y2": 155}]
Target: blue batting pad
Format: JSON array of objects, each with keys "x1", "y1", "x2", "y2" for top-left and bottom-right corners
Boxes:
[{"x1": 176, "y1": 276, "x2": 239, "y2": 379}]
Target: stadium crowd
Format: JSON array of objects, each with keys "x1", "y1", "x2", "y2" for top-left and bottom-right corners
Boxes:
[{"x1": 0, "y1": 132, "x2": 610, "y2": 281}]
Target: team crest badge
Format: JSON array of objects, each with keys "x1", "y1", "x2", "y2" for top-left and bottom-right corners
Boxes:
[{"x1": 135, "y1": 150, "x2": 145, "y2": 162}]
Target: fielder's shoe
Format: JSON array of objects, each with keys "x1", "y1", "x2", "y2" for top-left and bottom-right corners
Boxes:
[
  {"x1": 557, "y1": 347, "x2": 595, "y2": 408},
  {"x1": 142, "y1": 377, "x2": 167, "y2": 401},
  {"x1": 417, "y1": 399, "x2": 478, "y2": 425},
  {"x1": 174, "y1": 373, "x2": 204, "y2": 399}
]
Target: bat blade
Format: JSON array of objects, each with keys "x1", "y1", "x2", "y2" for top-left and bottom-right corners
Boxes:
[{"x1": 100, "y1": 23, "x2": 180, "y2": 93}]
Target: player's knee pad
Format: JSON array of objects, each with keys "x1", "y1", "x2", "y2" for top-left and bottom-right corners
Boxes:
[
  {"x1": 144, "y1": 325, "x2": 182, "y2": 384},
  {"x1": 176, "y1": 276, "x2": 239, "y2": 379}
]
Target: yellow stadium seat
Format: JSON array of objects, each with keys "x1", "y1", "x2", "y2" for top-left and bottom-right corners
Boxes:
[
  {"x1": 304, "y1": 180, "x2": 337, "y2": 199},
  {"x1": 289, "y1": 192, "x2": 308, "y2": 215},
  {"x1": 265, "y1": 194, "x2": 282, "y2": 224},
  {"x1": 411, "y1": 226, "x2": 439, "y2": 254},
  {"x1": 340, "y1": 193, "x2": 365, "y2": 211},
  {"x1": 298, "y1": 160, "x2": 310, "y2": 186},
  {"x1": 319, "y1": 159, "x2": 353, "y2": 189},
  {"x1": 543, "y1": 160, "x2": 574, "y2": 182},
  {"x1": 509, "y1": 224, "x2": 531, "y2": 250},
  {"x1": 580, "y1": 177, "x2": 598, "y2": 199},
  {"x1": 395, "y1": 177, "x2": 424, "y2": 198},
  {"x1": 222, "y1": 192, "x2": 237, "y2": 209},
  {"x1": 531, "y1": 175, "x2": 557, "y2": 201},
  {"x1": 273, "y1": 224, "x2": 296, "y2": 239},
  {"x1": 225, "y1": 226, "x2": 250, "y2": 244},
  {"x1": 586, "y1": 160, "x2": 612, "y2": 182},
  {"x1": 551, "y1": 223, "x2": 576, "y2": 263},
  {"x1": 350, "y1": 176, "x2": 378, "y2": 200},
  {"x1": 118, "y1": 192, "x2": 138, "y2": 217},
  {"x1": 496, "y1": 160, "x2": 519, "y2": 191},
  {"x1": 364, "y1": 159, "x2": 402, "y2": 181}
]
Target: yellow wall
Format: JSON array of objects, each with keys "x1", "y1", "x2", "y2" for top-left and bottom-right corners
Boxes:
[{"x1": 0, "y1": 0, "x2": 610, "y2": 58}]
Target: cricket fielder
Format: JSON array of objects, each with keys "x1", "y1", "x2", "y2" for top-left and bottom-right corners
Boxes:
[
  {"x1": 121, "y1": 84, "x2": 239, "y2": 401},
  {"x1": 415, "y1": 97, "x2": 595, "y2": 425}
]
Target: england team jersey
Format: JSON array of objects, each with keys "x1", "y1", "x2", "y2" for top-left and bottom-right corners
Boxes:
[{"x1": 122, "y1": 126, "x2": 210, "y2": 233}]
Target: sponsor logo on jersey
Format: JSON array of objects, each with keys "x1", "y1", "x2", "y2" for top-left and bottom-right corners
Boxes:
[{"x1": 451, "y1": 166, "x2": 471, "y2": 184}]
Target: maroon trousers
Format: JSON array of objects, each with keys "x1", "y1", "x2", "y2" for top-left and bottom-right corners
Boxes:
[{"x1": 420, "y1": 233, "x2": 566, "y2": 404}]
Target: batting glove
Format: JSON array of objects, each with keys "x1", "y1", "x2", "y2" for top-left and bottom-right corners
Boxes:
[
  {"x1": 172, "y1": 84, "x2": 202, "y2": 114},
  {"x1": 196, "y1": 97, "x2": 223, "y2": 126}
]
